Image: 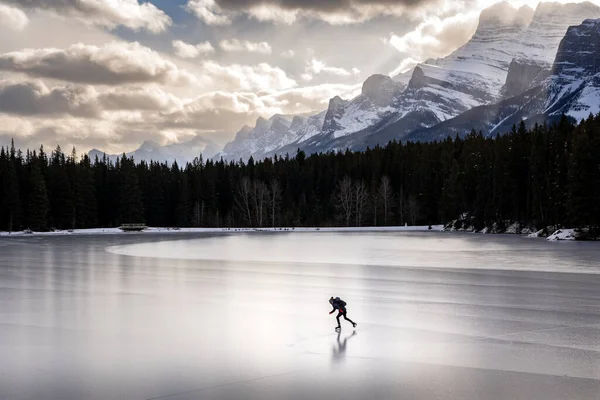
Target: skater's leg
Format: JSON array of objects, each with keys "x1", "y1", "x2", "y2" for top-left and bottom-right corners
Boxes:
[
  {"x1": 336, "y1": 313, "x2": 342, "y2": 328},
  {"x1": 342, "y1": 311, "x2": 357, "y2": 327}
]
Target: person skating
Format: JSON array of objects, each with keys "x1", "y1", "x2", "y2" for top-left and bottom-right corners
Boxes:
[{"x1": 329, "y1": 296, "x2": 357, "y2": 331}]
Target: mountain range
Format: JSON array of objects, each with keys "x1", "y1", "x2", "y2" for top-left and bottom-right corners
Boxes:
[
  {"x1": 88, "y1": 135, "x2": 220, "y2": 165},
  {"x1": 88, "y1": 1, "x2": 600, "y2": 164}
]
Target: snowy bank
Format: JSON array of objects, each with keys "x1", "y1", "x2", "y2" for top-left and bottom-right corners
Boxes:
[
  {"x1": 546, "y1": 229, "x2": 578, "y2": 241},
  {"x1": 0, "y1": 225, "x2": 444, "y2": 237},
  {"x1": 443, "y1": 216, "x2": 593, "y2": 241}
]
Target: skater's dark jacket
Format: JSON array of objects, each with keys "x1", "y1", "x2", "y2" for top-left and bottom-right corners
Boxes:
[{"x1": 329, "y1": 297, "x2": 347, "y2": 313}]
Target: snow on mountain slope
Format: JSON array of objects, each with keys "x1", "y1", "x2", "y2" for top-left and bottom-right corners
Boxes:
[
  {"x1": 89, "y1": 135, "x2": 221, "y2": 165},
  {"x1": 300, "y1": 1, "x2": 597, "y2": 153},
  {"x1": 408, "y1": 18, "x2": 600, "y2": 140},
  {"x1": 352, "y1": 1, "x2": 600, "y2": 149},
  {"x1": 219, "y1": 1, "x2": 600, "y2": 161},
  {"x1": 512, "y1": 2, "x2": 600, "y2": 64},
  {"x1": 543, "y1": 18, "x2": 600, "y2": 119},
  {"x1": 217, "y1": 112, "x2": 327, "y2": 160},
  {"x1": 324, "y1": 75, "x2": 406, "y2": 139},
  {"x1": 425, "y1": 2, "x2": 534, "y2": 96},
  {"x1": 218, "y1": 75, "x2": 404, "y2": 160}
]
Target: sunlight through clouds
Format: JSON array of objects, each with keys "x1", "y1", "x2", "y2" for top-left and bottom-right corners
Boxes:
[
  {"x1": 172, "y1": 40, "x2": 215, "y2": 59},
  {"x1": 3, "y1": 0, "x2": 600, "y2": 154},
  {"x1": 0, "y1": 4, "x2": 28, "y2": 31}
]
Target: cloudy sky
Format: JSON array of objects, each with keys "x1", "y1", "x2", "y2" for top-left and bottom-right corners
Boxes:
[{"x1": 0, "y1": 0, "x2": 591, "y2": 153}]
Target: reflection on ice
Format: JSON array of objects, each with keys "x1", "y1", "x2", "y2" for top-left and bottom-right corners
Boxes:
[
  {"x1": 1, "y1": 232, "x2": 600, "y2": 400},
  {"x1": 107, "y1": 231, "x2": 600, "y2": 274},
  {"x1": 332, "y1": 331, "x2": 356, "y2": 365}
]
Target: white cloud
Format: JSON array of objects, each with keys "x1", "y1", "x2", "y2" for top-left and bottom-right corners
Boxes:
[
  {"x1": 161, "y1": 82, "x2": 361, "y2": 132},
  {"x1": 306, "y1": 59, "x2": 359, "y2": 77},
  {"x1": 389, "y1": 57, "x2": 420, "y2": 76},
  {"x1": 1, "y1": 0, "x2": 171, "y2": 33},
  {"x1": 281, "y1": 50, "x2": 295, "y2": 59},
  {"x1": 0, "y1": 42, "x2": 198, "y2": 86},
  {"x1": 259, "y1": 83, "x2": 361, "y2": 113},
  {"x1": 98, "y1": 85, "x2": 184, "y2": 113},
  {"x1": 0, "y1": 4, "x2": 28, "y2": 31},
  {"x1": 172, "y1": 40, "x2": 215, "y2": 59},
  {"x1": 186, "y1": 0, "x2": 231, "y2": 26},
  {"x1": 199, "y1": 61, "x2": 296, "y2": 91},
  {"x1": 184, "y1": 0, "x2": 465, "y2": 25},
  {"x1": 388, "y1": 12, "x2": 479, "y2": 63},
  {"x1": 245, "y1": 5, "x2": 299, "y2": 24},
  {"x1": 219, "y1": 39, "x2": 272, "y2": 54},
  {"x1": 0, "y1": 75, "x2": 361, "y2": 152}
]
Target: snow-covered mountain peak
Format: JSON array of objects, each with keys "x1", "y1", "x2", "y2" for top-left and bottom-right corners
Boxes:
[
  {"x1": 216, "y1": 2, "x2": 600, "y2": 162},
  {"x1": 531, "y1": 1, "x2": 599, "y2": 20},
  {"x1": 232, "y1": 125, "x2": 253, "y2": 142},
  {"x1": 139, "y1": 140, "x2": 161, "y2": 152},
  {"x1": 322, "y1": 96, "x2": 350, "y2": 133},
  {"x1": 255, "y1": 117, "x2": 270, "y2": 130},
  {"x1": 477, "y1": 2, "x2": 533, "y2": 28},
  {"x1": 553, "y1": 18, "x2": 600, "y2": 76},
  {"x1": 290, "y1": 115, "x2": 306, "y2": 130},
  {"x1": 270, "y1": 117, "x2": 291, "y2": 133},
  {"x1": 501, "y1": 58, "x2": 549, "y2": 98},
  {"x1": 407, "y1": 66, "x2": 426, "y2": 89},
  {"x1": 361, "y1": 74, "x2": 404, "y2": 105},
  {"x1": 514, "y1": 2, "x2": 600, "y2": 64},
  {"x1": 542, "y1": 17, "x2": 600, "y2": 119},
  {"x1": 329, "y1": 96, "x2": 346, "y2": 108},
  {"x1": 89, "y1": 135, "x2": 221, "y2": 165}
]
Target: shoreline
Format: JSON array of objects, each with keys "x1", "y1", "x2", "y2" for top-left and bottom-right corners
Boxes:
[
  {"x1": 0, "y1": 225, "x2": 589, "y2": 241},
  {"x1": 0, "y1": 225, "x2": 444, "y2": 237}
]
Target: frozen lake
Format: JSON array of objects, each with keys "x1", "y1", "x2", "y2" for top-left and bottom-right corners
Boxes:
[{"x1": 1, "y1": 231, "x2": 600, "y2": 399}]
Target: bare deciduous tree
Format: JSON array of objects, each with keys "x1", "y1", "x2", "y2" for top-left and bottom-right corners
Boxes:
[
  {"x1": 378, "y1": 175, "x2": 392, "y2": 226},
  {"x1": 354, "y1": 180, "x2": 368, "y2": 227},
  {"x1": 235, "y1": 176, "x2": 253, "y2": 225},
  {"x1": 372, "y1": 192, "x2": 378, "y2": 226},
  {"x1": 336, "y1": 176, "x2": 353, "y2": 227},
  {"x1": 269, "y1": 179, "x2": 282, "y2": 228},
  {"x1": 254, "y1": 180, "x2": 268, "y2": 227},
  {"x1": 398, "y1": 186, "x2": 406, "y2": 225},
  {"x1": 408, "y1": 194, "x2": 419, "y2": 226}
]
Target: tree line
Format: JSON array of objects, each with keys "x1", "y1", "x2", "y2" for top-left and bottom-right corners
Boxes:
[{"x1": 0, "y1": 114, "x2": 599, "y2": 235}]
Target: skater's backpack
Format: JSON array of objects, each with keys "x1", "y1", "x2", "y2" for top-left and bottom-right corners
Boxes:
[{"x1": 337, "y1": 298, "x2": 346, "y2": 307}]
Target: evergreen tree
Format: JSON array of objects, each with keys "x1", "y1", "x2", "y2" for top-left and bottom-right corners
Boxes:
[
  {"x1": 118, "y1": 156, "x2": 145, "y2": 223},
  {"x1": 2, "y1": 113, "x2": 600, "y2": 235},
  {"x1": 2, "y1": 157, "x2": 22, "y2": 231},
  {"x1": 49, "y1": 146, "x2": 74, "y2": 229},
  {"x1": 27, "y1": 162, "x2": 49, "y2": 231},
  {"x1": 75, "y1": 155, "x2": 98, "y2": 228}
]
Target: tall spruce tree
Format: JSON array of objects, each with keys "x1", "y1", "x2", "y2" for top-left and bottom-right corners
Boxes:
[
  {"x1": 118, "y1": 155, "x2": 144, "y2": 223},
  {"x1": 27, "y1": 162, "x2": 49, "y2": 231}
]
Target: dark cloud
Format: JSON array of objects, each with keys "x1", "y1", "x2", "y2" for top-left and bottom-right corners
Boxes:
[
  {"x1": 0, "y1": 81, "x2": 100, "y2": 117},
  {"x1": 0, "y1": 42, "x2": 196, "y2": 86},
  {"x1": 216, "y1": 0, "x2": 433, "y2": 13}
]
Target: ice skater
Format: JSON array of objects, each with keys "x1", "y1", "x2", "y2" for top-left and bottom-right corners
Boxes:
[{"x1": 329, "y1": 296, "x2": 357, "y2": 331}]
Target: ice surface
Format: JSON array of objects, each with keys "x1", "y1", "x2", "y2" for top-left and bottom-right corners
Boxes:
[{"x1": 1, "y1": 231, "x2": 600, "y2": 400}]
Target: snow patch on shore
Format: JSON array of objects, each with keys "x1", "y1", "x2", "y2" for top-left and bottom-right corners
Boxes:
[{"x1": 547, "y1": 228, "x2": 577, "y2": 241}]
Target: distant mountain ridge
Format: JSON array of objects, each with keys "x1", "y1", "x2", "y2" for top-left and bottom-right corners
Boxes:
[
  {"x1": 407, "y1": 17, "x2": 600, "y2": 141},
  {"x1": 91, "y1": 2, "x2": 600, "y2": 164},
  {"x1": 216, "y1": 1, "x2": 600, "y2": 161},
  {"x1": 89, "y1": 135, "x2": 220, "y2": 165}
]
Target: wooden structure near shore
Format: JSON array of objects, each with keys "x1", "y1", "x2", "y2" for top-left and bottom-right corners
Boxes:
[{"x1": 118, "y1": 223, "x2": 148, "y2": 232}]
